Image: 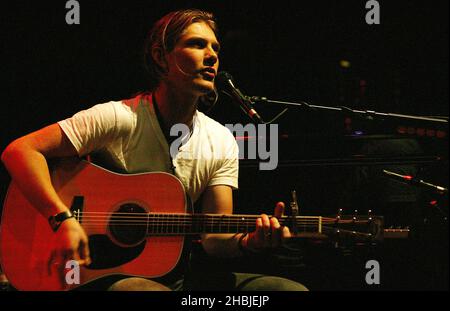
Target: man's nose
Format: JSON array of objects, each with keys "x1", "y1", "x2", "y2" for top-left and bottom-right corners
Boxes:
[{"x1": 204, "y1": 47, "x2": 218, "y2": 66}]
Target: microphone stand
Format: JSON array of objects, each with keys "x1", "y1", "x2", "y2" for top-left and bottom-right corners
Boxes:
[{"x1": 248, "y1": 96, "x2": 448, "y2": 128}]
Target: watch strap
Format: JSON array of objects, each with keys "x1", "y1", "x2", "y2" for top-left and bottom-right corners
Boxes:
[{"x1": 48, "y1": 210, "x2": 74, "y2": 232}]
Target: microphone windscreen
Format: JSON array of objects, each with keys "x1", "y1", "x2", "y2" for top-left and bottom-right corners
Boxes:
[{"x1": 215, "y1": 71, "x2": 233, "y2": 91}]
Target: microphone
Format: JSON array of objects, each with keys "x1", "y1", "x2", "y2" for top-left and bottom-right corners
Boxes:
[
  {"x1": 382, "y1": 169, "x2": 448, "y2": 195},
  {"x1": 215, "y1": 71, "x2": 264, "y2": 123}
]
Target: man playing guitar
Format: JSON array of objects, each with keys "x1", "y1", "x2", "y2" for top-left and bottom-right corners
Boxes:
[{"x1": 1, "y1": 9, "x2": 307, "y2": 291}]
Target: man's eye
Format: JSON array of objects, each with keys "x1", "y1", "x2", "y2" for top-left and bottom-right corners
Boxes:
[{"x1": 189, "y1": 40, "x2": 205, "y2": 48}]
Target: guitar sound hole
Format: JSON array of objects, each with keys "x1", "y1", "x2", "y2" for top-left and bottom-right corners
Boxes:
[{"x1": 109, "y1": 203, "x2": 148, "y2": 246}]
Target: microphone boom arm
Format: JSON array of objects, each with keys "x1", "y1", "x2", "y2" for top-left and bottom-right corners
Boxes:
[{"x1": 249, "y1": 96, "x2": 448, "y2": 128}]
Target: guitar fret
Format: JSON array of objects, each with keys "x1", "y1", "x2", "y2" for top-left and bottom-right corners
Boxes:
[
  {"x1": 199, "y1": 214, "x2": 205, "y2": 233},
  {"x1": 191, "y1": 215, "x2": 196, "y2": 234},
  {"x1": 167, "y1": 214, "x2": 171, "y2": 234},
  {"x1": 157, "y1": 213, "x2": 160, "y2": 234},
  {"x1": 164, "y1": 214, "x2": 167, "y2": 234},
  {"x1": 148, "y1": 214, "x2": 152, "y2": 234},
  {"x1": 214, "y1": 216, "x2": 219, "y2": 234},
  {"x1": 209, "y1": 216, "x2": 214, "y2": 233},
  {"x1": 186, "y1": 214, "x2": 191, "y2": 234},
  {"x1": 166, "y1": 214, "x2": 169, "y2": 234},
  {"x1": 165, "y1": 214, "x2": 168, "y2": 234}
]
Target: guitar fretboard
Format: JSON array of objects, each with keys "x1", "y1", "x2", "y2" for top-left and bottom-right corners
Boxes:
[{"x1": 144, "y1": 213, "x2": 322, "y2": 235}]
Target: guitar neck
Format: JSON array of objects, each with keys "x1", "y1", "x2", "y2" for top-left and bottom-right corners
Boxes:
[{"x1": 144, "y1": 213, "x2": 322, "y2": 235}]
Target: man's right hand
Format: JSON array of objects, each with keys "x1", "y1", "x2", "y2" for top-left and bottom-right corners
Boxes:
[{"x1": 47, "y1": 217, "x2": 91, "y2": 283}]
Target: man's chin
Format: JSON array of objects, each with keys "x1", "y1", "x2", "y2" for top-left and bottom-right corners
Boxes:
[{"x1": 195, "y1": 81, "x2": 215, "y2": 95}]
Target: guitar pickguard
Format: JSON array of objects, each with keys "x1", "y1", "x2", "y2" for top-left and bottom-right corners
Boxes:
[{"x1": 87, "y1": 234, "x2": 146, "y2": 270}]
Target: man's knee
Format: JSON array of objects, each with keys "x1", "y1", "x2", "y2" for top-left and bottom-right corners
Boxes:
[
  {"x1": 240, "y1": 276, "x2": 309, "y2": 291},
  {"x1": 108, "y1": 277, "x2": 171, "y2": 291}
]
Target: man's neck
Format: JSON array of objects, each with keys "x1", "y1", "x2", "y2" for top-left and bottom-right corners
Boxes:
[{"x1": 153, "y1": 83, "x2": 198, "y2": 135}]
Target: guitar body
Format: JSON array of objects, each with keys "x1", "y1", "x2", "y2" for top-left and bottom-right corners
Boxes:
[{"x1": 0, "y1": 159, "x2": 188, "y2": 290}]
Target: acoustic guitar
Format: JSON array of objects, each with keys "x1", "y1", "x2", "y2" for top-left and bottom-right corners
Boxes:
[{"x1": 0, "y1": 159, "x2": 406, "y2": 290}]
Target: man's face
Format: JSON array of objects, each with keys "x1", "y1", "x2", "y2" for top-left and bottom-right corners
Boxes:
[{"x1": 165, "y1": 21, "x2": 220, "y2": 96}]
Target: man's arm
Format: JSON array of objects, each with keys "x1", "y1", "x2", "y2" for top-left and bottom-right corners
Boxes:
[
  {"x1": 200, "y1": 185, "x2": 291, "y2": 258},
  {"x1": 200, "y1": 185, "x2": 243, "y2": 257},
  {"x1": 1, "y1": 123, "x2": 91, "y2": 272},
  {"x1": 1, "y1": 123, "x2": 78, "y2": 218}
]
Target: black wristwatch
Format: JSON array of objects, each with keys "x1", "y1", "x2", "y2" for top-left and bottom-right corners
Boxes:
[{"x1": 48, "y1": 210, "x2": 75, "y2": 232}]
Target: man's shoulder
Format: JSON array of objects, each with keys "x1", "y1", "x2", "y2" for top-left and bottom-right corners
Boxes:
[
  {"x1": 82, "y1": 94, "x2": 149, "y2": 132},
  {"x1": 120, "y1": 92, "x2": 151, "y2": 111},
  {"x1": 93, "y1": 92, "x2": 151, "y2": 119}
]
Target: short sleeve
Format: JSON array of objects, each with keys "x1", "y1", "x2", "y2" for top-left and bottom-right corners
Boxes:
[{"x1": 58, "y1": 101, "x2": 133, "y2": 157}]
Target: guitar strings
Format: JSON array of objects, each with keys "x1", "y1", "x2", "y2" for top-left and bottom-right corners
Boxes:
[
  {"x1": 77, "y1": 218, "x2": 361, "y2": 225},
  {"x1": 66, "y1": 212, "x2": 373, "y2": 235},
  {"x1": 75, "y1": 224, "x2": 373, "y2": 238},
  {"x1": 77, "y1": 217, "x2": 360, "y2": 224},
  {"x1": 74, "y1": 212, "x2": 367, "y2": 223},
  {"x1": 70, "y1": 212, "x2": 369, "y2": 232}
]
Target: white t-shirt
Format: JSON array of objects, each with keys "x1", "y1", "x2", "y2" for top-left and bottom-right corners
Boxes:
[{"x1": 58, "y1": 93, "x2": 239, "y2": 203}]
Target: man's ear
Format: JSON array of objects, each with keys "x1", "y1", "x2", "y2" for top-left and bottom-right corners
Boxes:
[{"x1": 152, "y1": 48, "x2": 168, "y2": 73}]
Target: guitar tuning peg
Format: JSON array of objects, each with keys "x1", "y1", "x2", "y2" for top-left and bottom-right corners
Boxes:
[
  {"x1": 335, "y1": 208, "x2": 343, "y2": 222},
  {"x1": 333, "y1": 228, "x2": 340, "y2": 248},
  {"x1": 367, "y1": 209, "x2": 373, "y2": 221},
  {"x1": 353, "y1": 209, "x2": 358, "y2": 222}
]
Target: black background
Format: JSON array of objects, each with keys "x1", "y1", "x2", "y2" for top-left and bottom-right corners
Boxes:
[{"x1": 1, "y1": 0, "x2": 448, "y2": 291}]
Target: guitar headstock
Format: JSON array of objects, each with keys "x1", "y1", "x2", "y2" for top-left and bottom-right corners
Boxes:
[
  {"x1": 320, "y1": 209, "x2": 411, "y2": 245},
  {"x1": 321, "y1": 209, "x2": 384, "y2": 245},
  {"x1": 284, "y1": 209, "x2": 411, "y2": 246}
]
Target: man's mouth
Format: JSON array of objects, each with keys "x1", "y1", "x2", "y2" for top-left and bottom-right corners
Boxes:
[{"x1": 199, "y1": 68, "x2": 216, "y2": 81}]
